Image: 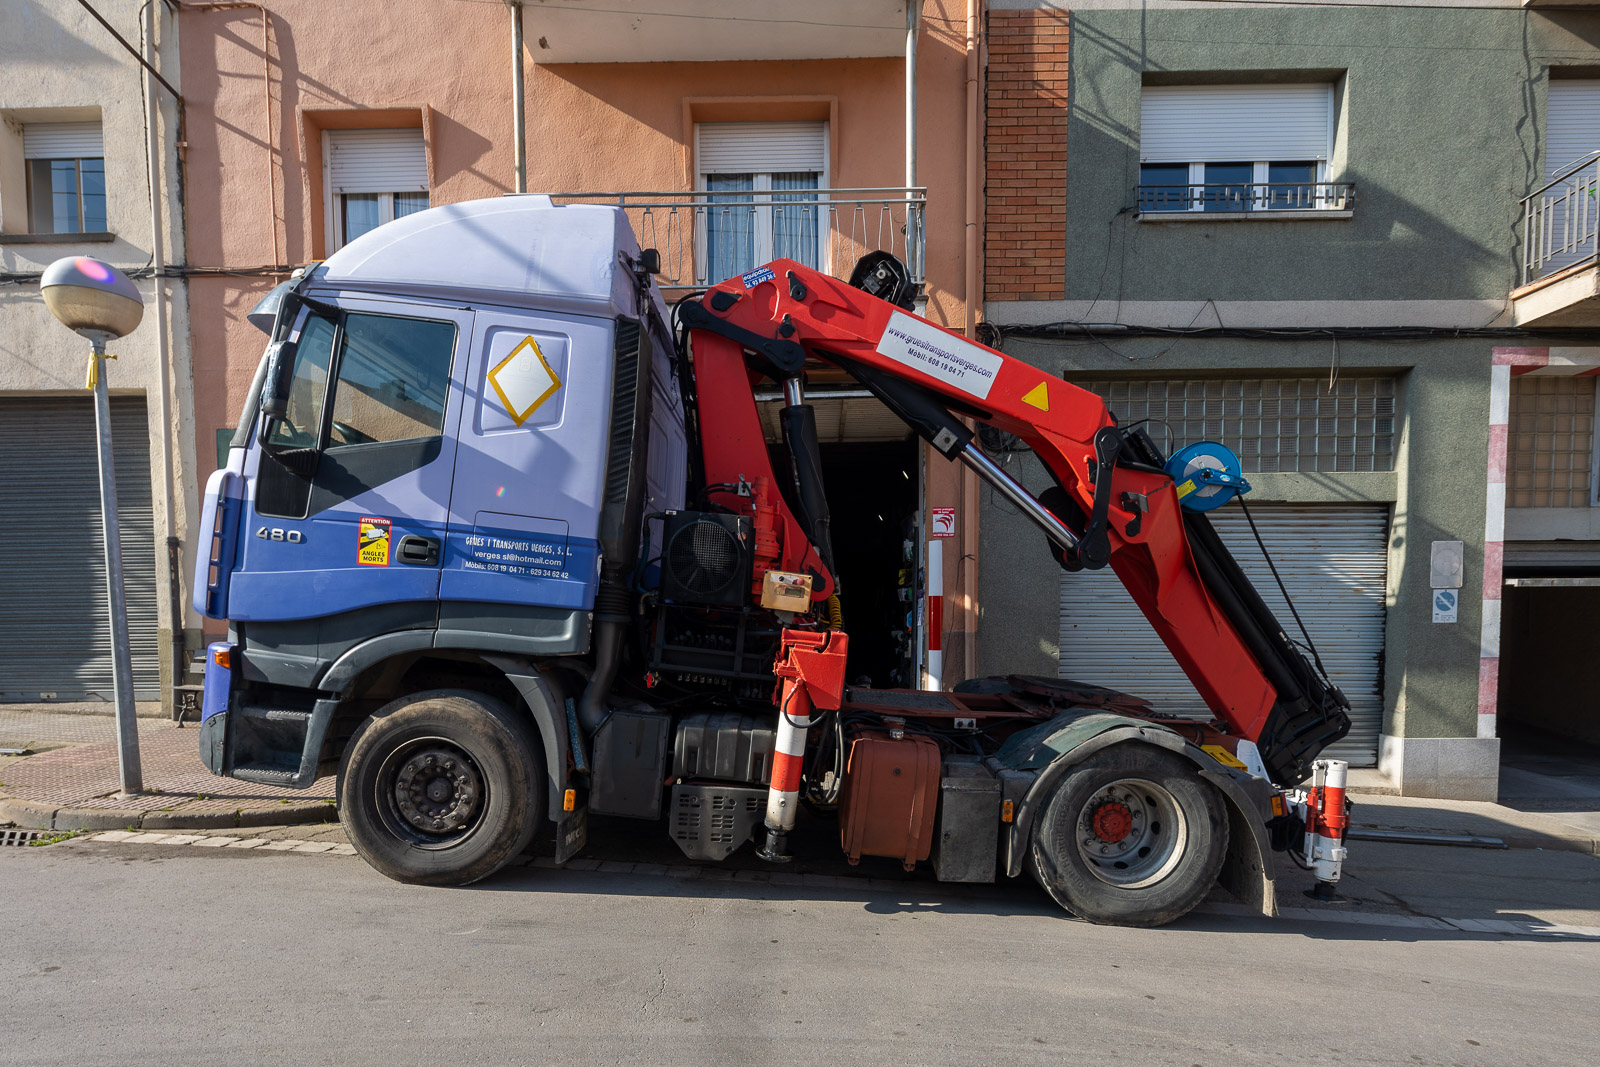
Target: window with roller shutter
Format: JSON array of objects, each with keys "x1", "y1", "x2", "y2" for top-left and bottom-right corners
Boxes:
[
  {"x1": 1136, "y1": 83, "x2": 1345, "y2": 214},
  {"x1": 695, "y1": 122, "x2": 829, "y2": 283},
  {"x1": 324, "y1": 128, "x2": 430, "y2": 252}
]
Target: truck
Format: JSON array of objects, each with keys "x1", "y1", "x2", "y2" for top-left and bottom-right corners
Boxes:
[{"x1": 192, "y1": 196, "x2": 1353, "y2": 927}]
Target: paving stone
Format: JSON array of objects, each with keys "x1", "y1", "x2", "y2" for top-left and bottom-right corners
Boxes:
[
  {"x1": 91, "y1": 831, "x2": 137, "y2": 842},
  {"x1": 224, "y1": 839, "x2": 267, "y2": 849},
  {"x1": 290, "y1": 842, "x2": 335, "y2": 853},
  {"x1": 328, "y1": 844, "x2": 357, "y2": 856},
  {"x1": 257, "y1": 840, "x2": 304, "y2": 851},
  {"x1": 190, "y1": 837, "x2": 235, "y2": 847},
  {"x1": 122, "y1": 832, "x2": 170, "y2": 844},
  {"x1": 159, "y1": 835, "x2": 205, "y2": 846}
]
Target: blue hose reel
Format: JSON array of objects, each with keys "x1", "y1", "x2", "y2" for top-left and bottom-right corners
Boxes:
[{"x1": 1164, "y1": 442, "x2": 1252, "y2": 512}]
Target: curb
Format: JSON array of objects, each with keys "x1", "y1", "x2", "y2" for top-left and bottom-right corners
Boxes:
[
  {"x1": 0, "y1": 792, "x2": 337, "y2": 833},
  {"x1": 1350, "y1": 819, "x2": 1600, "y2": 858}
]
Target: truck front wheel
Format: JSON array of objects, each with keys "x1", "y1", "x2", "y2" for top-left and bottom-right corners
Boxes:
[
  {"x1": 338, "y1": 690, "x2": 544, "y2": 886},
  {"x1": 1030, "y1": 745, "x2": 1227, "y2": 927}
]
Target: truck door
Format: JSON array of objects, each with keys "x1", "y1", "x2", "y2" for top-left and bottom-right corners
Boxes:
[
  {"x1": 438, "y1": 309, "x2": 616, "y2": 637},
  {"x1": 228, "y1": 296, "x2": 473, "y2": 621}
]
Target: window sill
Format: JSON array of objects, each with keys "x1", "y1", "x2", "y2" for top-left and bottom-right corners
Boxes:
[
  {"x1": 0, "y1": 231, "x2": 116, "y2": 244},
  {"x1": 1136, "y1": 210, "x2": 1353, "y2": 223}
]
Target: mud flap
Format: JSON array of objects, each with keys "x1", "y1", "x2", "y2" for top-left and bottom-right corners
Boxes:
[
  {"x1": 1214, "y1": 783, "x2": 1277, "y2": 918},
  {"x1": 555, "y1": 806, "x2": 587, "y2": 864}
]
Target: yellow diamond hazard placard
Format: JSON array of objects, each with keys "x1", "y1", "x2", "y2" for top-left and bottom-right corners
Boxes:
[
  {"x1": 358, "y1": 517, "x2": 391, "y2": 566},
  {"x1": 487, "y1": 336, "x2": 562, "y2": 426}
]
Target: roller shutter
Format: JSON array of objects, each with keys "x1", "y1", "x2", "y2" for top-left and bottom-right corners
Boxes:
[
  {"x1": 0, "y1": 397, "x2": 160, "y2": 701},
  {"x1": 327, "y1": 128, "x2": 428, "y2": 194},
  {"x1": 23, "y1": 122, "x2": 104, "y2": 159},
  {"x1": 697, "y1": 122, "x2": 827, "y2": 174},
  {"x1": 1547, "y1": 80, "x2": 1600, "y2": 175},
  {"x1": 1140, "y1": 84, "x2": 1333, "y2": 163},
  {"x1": 1058, "y1": 504, "x2": 1388, "y2": 765}
]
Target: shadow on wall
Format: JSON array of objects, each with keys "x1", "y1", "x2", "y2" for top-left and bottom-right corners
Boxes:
[
  {"x1": 428, "y1": 112, "x2": 504, "y2": 196},
  {"x1": 5, "y1": 1, "x2": 121, "y2": 74}
]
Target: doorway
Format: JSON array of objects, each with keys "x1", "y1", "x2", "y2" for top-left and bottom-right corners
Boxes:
[
  {"x1": 1497, "y1": 579, "x2": 1600, "y2": 810},
  {"x1": 819, "y1": 441, "x2": 919, "y2": 687}
]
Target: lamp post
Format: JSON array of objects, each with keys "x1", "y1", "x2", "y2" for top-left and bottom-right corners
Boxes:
[{"x1": 41, "y1": 256, "x2": 146, "y2": 796}]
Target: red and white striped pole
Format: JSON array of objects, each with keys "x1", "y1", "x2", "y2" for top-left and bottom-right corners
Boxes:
[
  {"x1": 758, "y1": 675, "x2": 812, "y2": 863},
  {"x1": 924, "y1": 538, "x2": 943, "y2": 690}
]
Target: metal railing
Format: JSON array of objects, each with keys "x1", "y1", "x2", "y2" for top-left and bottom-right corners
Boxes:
[
  {"x1": 548, "y1": 188, "x2": 926, "y2": 290},
  {"x1": 1521, "y1": 152, "x2": 1600, "y2": 286},
  {"x1": 1135, "y1": 181, "x2": 1355, "y2": 214}
]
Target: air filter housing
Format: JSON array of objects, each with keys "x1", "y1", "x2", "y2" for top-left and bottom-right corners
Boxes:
[{"x1": 660, "y1": 510, "x2": 753, "y2": 607}]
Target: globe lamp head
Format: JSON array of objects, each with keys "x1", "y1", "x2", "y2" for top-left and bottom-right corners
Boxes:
[{"x1": 40, "y1": 256, "x2": 144, "y2": 344}]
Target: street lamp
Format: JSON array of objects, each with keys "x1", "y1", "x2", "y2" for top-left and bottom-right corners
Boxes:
[{"x1": 41, "y1": 256, "x2": 146, "y2": 796}]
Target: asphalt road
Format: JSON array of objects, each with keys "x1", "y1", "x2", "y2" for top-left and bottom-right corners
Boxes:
[{"x1": 4, "y1": 838, "x2": 1597, "y2": 1066}]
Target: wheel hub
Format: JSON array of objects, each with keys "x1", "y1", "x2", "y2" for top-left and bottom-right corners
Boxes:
[
  {"x1": 1073, "y1": 777, "x2": 1188, "y2": 889},
  {"x1": 393, "y1": 747, "x2": 482, "y2": 835},
  {"x1": 1091, "y1": 800, "x2": 1133, "y2": 843}
]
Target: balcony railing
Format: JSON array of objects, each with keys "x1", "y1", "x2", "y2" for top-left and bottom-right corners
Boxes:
[
  {"x1": 1135, "y1": 181, "x2": 1355, "y2": 215},
  {"x1": 1521, "y1": 152, "x2": 1600, "y2": 286},
  {"x1": 548, "y1": 188, "x2": 926, "y2": 291}
]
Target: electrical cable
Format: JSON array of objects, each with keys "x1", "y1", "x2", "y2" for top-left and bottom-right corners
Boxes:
[{"x1": 1237, "y1": 496, "x2": 1334, "y2": 685}]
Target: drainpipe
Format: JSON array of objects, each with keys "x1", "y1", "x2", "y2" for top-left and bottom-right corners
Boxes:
[
  {"x1": 960, "y1": 0, "x2": 982, "y2": 681},
  {"x1": 508, "y1": 1, "x2": 526, "y2": 193},
  {"x1": 145, "y1": 0, "x2": 184, "y2": 702},
  {"x1": 906, "y1": 1, "x2": 919, "y2": 191}
]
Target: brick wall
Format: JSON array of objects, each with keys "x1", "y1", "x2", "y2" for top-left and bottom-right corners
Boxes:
[{"x1": 985, "y1": 8, "x2": 1068, "y2": 301}]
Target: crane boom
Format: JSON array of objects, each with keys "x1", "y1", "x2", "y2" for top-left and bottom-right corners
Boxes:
[{"x1": 681, "y1": 259, "x2": 1350, "y2": 786}]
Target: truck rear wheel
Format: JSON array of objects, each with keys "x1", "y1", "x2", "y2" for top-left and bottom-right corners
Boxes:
[
  {"x1": 338, "y1": 690, "x2": 543, "y2": 886},
  {"x1": 1030, "y1": 745, "x2": 1227, "y2": 927}
]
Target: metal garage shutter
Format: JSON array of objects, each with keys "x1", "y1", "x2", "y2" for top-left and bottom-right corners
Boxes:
[
  {"x1": 327, "y1": 128, "x2": 427, "y2": 194},
  {"x1": 0, "y1": 397, "x2": 160, "y2": 701},
  {"x1": 1058, "y1": 504, "x2": 1388, "y2": 765},
  {"x1": 1140, "y1": 84, "x2": 1333, "y2": 163}
]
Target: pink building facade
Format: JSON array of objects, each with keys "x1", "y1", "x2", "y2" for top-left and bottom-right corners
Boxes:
[{"x1": 179, "y1": 1, "x2": 987, "y2": 684}]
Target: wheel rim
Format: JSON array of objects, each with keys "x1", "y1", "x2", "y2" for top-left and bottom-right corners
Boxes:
[
  {"x1": 1073, "y1": 777, "x2": 1188, "y2": 889},
  {"x1": 373, "y1": 736, "x2": 488, "y2": 849}
]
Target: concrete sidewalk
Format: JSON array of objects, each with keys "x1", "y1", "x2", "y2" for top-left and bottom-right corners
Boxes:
[
  {"x1": 0, "y1": 708, "x2": 334, "y2": 832},
  {"x1": 1346, "y1": 774, "x2": 1600, "y2": 856},
  {"x1": 1351, "y1": 793, "x2": 1600, "y2": 855}
]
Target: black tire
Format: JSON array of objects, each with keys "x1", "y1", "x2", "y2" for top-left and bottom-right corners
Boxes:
[
  {"x1": 338, "y1": 689, "x2": 544, "y2": 886},
  {"x1": 1030, "y1": 745, "x2": 1227, "y2": 927}
]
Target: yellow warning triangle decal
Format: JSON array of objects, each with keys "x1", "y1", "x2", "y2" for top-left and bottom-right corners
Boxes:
[{"x1": 1021, "y1": 381, "x2": 1050, "y2": 411}]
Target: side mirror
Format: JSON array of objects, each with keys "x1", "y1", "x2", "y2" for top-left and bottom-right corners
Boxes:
[
  {"x1": 638, "y1": 248, "x2": 662, "y2": 275},
  {"x1": 259, "y1": 338, "x2": 297, "y2": 422}
]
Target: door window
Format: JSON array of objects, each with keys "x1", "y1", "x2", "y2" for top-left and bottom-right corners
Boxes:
[
  {"x1": 256, "y1": 305, "x2": 459, "y2": 518},
  {"x1": 266, "y1": 313, "x2": 336, "y2": 449},
  {"x1": 326, "y1": 313, "x2": 455, "y2": 447}
]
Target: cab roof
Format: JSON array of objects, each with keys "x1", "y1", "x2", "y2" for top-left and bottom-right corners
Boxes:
[{"x1": 309, "y1": 196, "x2": 655, "y2": 320}]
